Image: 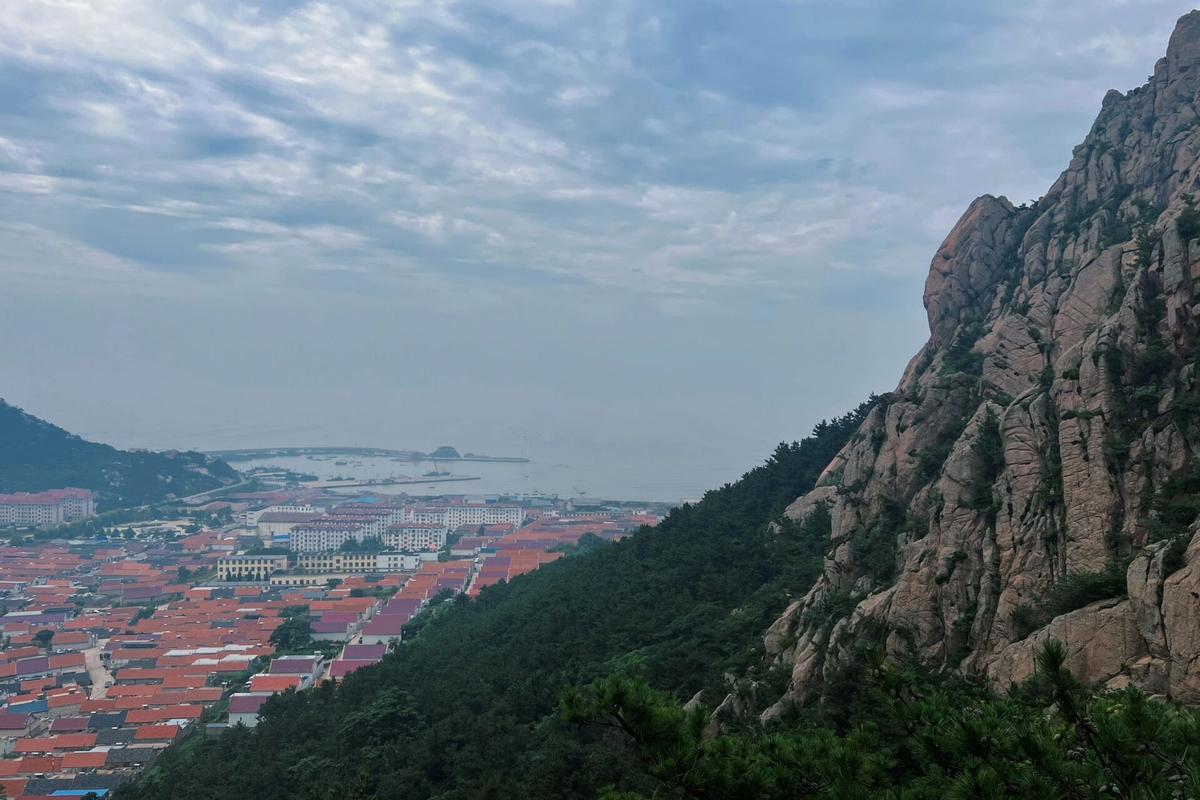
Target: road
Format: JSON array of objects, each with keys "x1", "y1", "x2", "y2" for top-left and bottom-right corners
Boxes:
[
  {"x1": 99, "y1": 477, "x2": 255, "y2": 517},
  {"x1": 174, "y1": 477, "x2": 254, "y2": 505},
  {"x1": 83, "y1": 644, "x2": 114, "y2": 699}
]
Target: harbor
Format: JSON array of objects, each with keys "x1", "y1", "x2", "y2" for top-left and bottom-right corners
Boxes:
[{"x1": 306, "y1": 475, "x2": 482, "y2": 490}]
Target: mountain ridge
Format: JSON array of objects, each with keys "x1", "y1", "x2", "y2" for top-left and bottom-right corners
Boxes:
[
  {"x1": 0, "y1": 398, "x2": 239, "y2": 511},
  {"x1": 761, "y1": 8, "x2": 1200, "y2": 710}
]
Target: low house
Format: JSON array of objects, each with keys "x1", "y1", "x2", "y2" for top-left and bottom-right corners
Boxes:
[
  {"x1": 135, "y1": 724, "x2": 185, "y2": 742},
  {"x1": 267, "y1": 655, "x2": 323, "y2": 687},
  {"x1": 49, "y1": 631, "x2": 95, "y2": 652},
  {"x1": 329, "y1": 660, "x2": 376, "y2": 680},
  {"x1": 88, "y1": 711, "x2": 127, "y2": 729},
  {"x1": 49, "y1": 716, "x2": 89, "y2": 733},
  {"x1": 310, "y1": 619, "x2": 353, "y2": 642},
  {"x1": 0, "y1": 713, "x2": 30, "y2": 754},
  {"x1": 61, "y1": 749, "x2": 109, "y2": 771},
  {"x1": 247, "y1": 673, "x2": 302, "y2": 693},
  {"x1": 106, "y1": 746, "x2": 159, "y2": 767},
  {"x1": 227, "y1": 693, "x2": 271, "y2": 728},
  {"x1": 341, "y1": 644, "x2": 386, "y2": 661},
  {"x1": 95, "y1": 729, "x2": 136, "y2": 747},
  {"x1": 358, "y1": 614, "x2": 406, "y2": 646}
]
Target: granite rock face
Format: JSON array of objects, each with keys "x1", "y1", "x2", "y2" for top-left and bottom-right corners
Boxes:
[{"x1": 761, "y1": 11, "x2": 1200, "y2": 712}]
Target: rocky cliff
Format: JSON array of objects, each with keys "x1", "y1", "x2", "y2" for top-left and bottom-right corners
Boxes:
[{"x1": 762, "y1": 11, "x2": 1200, "y2": 710}]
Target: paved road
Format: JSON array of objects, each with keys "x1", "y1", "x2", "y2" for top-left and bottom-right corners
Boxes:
[
  {"x1": 83, "y1": 644, "x2": 114, "y2": 699},
  {"x1": 173, "y1": 477, "x2": 254, "y2": 505}
]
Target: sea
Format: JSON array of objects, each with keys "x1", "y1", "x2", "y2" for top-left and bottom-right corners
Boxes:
[{"x1": 230, "y1": 449, "x2": 746, "y2": 506}]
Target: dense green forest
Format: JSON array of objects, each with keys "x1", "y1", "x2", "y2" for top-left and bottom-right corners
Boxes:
[
  {"x1": 116, "y1": 396, "x2": 1200, "y2": 799},
  {"x1": 0, "y1": 399, "x2": 239, "y2": 509},
  {"x1": 117, "y1": 400, "x2": 874, "y2": 799},
  {"x1": 564, "y1": 641, "x2": 1200, "y2": 799}
]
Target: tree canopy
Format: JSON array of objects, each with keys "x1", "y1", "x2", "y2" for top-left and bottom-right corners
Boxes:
[
  {"x1": 0, "y1": 399, "x2": 239, "y2": 510},
  {"x1": 119, "y1": 400, "x2": 874, "y2": 799}
]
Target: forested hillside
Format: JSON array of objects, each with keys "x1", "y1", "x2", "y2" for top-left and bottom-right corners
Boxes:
[
  {"x1": 117, "y1": 402, "x2": 875, "y2": 799},
  {"x1": 0, "y1": 400, "x2": 239, "y2": 510},
  {"x1": 116, "y1": 394, "x2": 1200, "y2": 799}
]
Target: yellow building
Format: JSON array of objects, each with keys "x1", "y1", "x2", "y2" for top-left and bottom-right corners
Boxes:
[
  {"x1": 271, "y1": 573, "x2": 341, "y2": 587},
  {"x1": 217, "y1": 554, "x2": 289, "y2": 581},
  {"x1": 295, "y1": 552, "x2": 378, "y2": 574}
]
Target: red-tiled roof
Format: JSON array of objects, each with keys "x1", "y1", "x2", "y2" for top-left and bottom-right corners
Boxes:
[
  {"x1": 61, "y1": 750, "x2": 108, "y2": 769},
  {"x1": 13, "y1": 733, "x2": 96, "y2": 752},
  {"x1": 248, "y1": 674, "x2": 302, "y2": 693},
  {"x1": 135, "y1": 723, "x2": 184, "y2": 741}
]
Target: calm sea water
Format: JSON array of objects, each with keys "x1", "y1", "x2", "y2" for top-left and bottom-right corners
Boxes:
[{"x1": 233, "y1": 449, "x2": 743, "y2": 505}]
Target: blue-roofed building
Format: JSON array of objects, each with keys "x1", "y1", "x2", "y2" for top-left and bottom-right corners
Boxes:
[{"x1": 8, "y1": 697, "x2": 48, "y2": 715}]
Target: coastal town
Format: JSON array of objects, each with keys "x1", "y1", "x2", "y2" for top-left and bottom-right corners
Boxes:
[{"x1": 0, "y1": 484, "x2": 663, "y2": 798}]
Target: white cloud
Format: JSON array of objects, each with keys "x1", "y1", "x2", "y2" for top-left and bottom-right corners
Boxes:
[
  {"x1": 0, "y1": 173, "x2": 56, "y2": 193},
  {"x1": 0, "y1": 0, "x2": 1195, "y2": 309},
  {"x1": 4, "y1": 0, "x2": 1198, "y2": 499},
  {"x1": 0, "y1": 136, "x2": 41, "y2": 170}
]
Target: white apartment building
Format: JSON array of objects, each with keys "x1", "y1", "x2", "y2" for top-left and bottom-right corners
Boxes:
[
  {"x1": 375, "y1": 552, "x2": 422, "y2": 571},
  {"x1": 384, "y1": 523, "x2": 449, "y2": 552},
  {"x1": 0, "y1": 488, "x2": 96, "y2": 527},
  {"x1": 256, "y1": 512, "x2": 321, "y2": 540},
  {"x1": 269, "y1": 503, "x2": 325, "y2": 514},
  {"x1": 285, "y1": 505, "x2": 510, "y2": 553},
  {"x1": 246, "y1": 504, "x2": 326, "y2": 526},
  {"x1": 282, "y1": 505, "x2": 409, "y2": 552},
  {"x1": 288, "y1": 523, "x2": 370, "y2": 552},
  {"x1": 324, "y1": 515, "x2": 390, "y2": 538},
  {"x1": 295, "y1": 551, "x2": 421, "y2": 573},
  {"x1": 405, "y1": 504, "x2": 523, "y2": 529},
  {"x1": 336, "y1": 506, "x2": 407, "y2": 528}
]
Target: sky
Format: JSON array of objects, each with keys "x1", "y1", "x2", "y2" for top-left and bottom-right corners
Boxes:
[{"x1": 0, "y1": 0, "x2": 1196, "y2": 499}]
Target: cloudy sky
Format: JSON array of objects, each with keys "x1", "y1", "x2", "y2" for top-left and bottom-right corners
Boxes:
[{"x1": 0, "y1": 0, "x2": 1195, "y2": 499}]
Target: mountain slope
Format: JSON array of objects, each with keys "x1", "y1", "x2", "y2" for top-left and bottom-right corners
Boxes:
[
  {"x1": 762, "y1": 10, "x2": 1200, "y2": 711},
  {"x1": 110, "y1": 13, "x2": 1200, "y2": 800},
  {"x1": 0, "y1": 400, "x2": 239, "y2": 510},
  {"x1": 115, "y1": 403, "x2": 872, "y2": 800}
]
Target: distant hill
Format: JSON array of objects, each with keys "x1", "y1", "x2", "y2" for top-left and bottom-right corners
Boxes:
[{"x1": 0, "y1": 399, "x2": 239, "y2": 510}]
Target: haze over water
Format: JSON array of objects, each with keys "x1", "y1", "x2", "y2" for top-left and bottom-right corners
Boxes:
[{"x1": 236, "y1": 445, "x2": 732, "y2": 505}]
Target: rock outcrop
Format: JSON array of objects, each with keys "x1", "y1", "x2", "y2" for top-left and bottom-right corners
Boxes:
[{"x1": 761, "y1": 11, "x2": 1200, "y2": 711}]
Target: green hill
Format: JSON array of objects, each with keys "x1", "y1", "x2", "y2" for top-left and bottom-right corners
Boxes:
[
  {"x1": 116, "y1": 397, "x2": 1200, "y2": 799},
  {"x1": 118, "y1": 402, "x2": 870, "y2": 799},
  {"x1": 0, "y1": 399, "x2": 239, "y2": 510}
]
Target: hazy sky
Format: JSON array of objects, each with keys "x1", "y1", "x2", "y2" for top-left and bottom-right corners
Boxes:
[{"x1": 0, "y1": 0, "x2": 1195, "y2": 497}]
